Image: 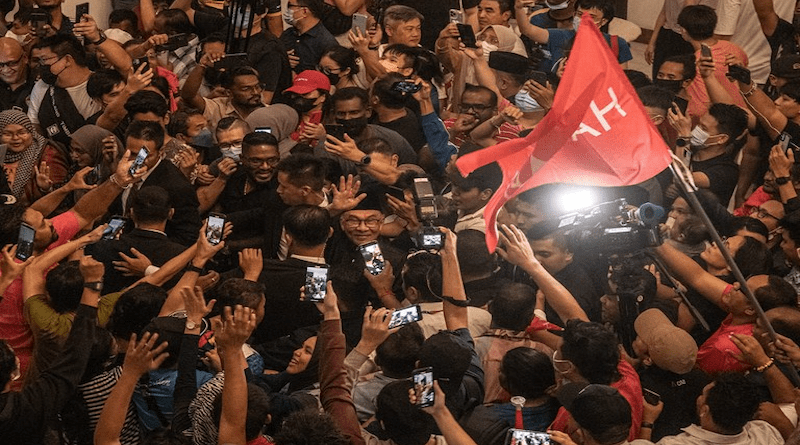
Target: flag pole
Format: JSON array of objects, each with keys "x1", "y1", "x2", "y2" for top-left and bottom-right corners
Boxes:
[{"x1": 670, "y1": 157, "x2": 800, "y2": 384}]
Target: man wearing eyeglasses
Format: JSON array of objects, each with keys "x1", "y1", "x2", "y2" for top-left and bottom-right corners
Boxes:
[
  {"x1": 0, "y1": 37, "x2": 32, "y2": 112},
  {"x1": 279, "y1": 0, "x2": 338, "y2": 73},
  {"x1": 444, "y1": 85, "x2": 498, "y2": 147}
]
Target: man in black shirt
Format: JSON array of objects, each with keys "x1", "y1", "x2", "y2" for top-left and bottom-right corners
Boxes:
[
  {"x1": 0, "y1": 38, "x2": 33, "y2": 112},
  {"x1": 279, "y1": 0, "x2": 338, "y2": 73}
]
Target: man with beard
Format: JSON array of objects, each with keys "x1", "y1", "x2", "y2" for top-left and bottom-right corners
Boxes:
[
  {"x1": 653, "y1": 53, "x2": 695, "y2": 119},
  {"x1": 444, "y1": 85, "x2": 498, "y2": 148},
  {"x1": 0, "y1": 38, "x2": 34, "y2": 112},
  {"x1": 182, "y1": 63, "x2": 265, "y2": 132}
]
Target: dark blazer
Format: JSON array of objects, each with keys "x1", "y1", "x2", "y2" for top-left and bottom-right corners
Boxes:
[
  {"x1": 108, "y1": 161, "x2": 201, "y2": 246},
  {"x1": 86, "y1": 228, "x2": 187, "y2": 293}
]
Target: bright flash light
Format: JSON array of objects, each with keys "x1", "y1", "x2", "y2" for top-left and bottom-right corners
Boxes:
[{"x1": 557, "y1": 188, "x2": 597, "y2": 212}]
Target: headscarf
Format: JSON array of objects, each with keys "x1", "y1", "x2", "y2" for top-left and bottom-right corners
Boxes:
[
  {"x1": 245, "y1": 104, "x2": 301, "y2": 157},
  {"x1": 484, "y1": 25, "x2": 527, "y2": 57},
  {"x1": 69, "y1": 125, "x2": 124, "y2": 182},
  {"x1": 0, "y1": 110, "x2": 48, "y2": 198}
]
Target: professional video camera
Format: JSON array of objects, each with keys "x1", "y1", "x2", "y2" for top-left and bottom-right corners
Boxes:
[
  {"x1": 411, "y1": 177, "x2": 446, "y2": 250},
  {"x1": 556, "y1": 199, "x2": 665, "y2": 256}
]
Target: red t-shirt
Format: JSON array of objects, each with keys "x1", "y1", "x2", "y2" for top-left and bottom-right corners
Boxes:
[
  {"x1": 550, "y1": 360, "x2": 643, "y2": 441},
  {"x1": 733, "y1": 186, "x2": 771, "y2": 217},
  {"x1": 696, "y1": 314, "x2": 753, "y2": 375},
  {"x1": 0, "y1": 211, "x2": 81, "y2": 388}
]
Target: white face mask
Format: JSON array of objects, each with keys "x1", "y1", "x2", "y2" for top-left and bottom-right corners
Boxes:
[
  {"x1": 573, "y1": 16, "x2": 581, "y2": 31},
  {"x1": 514, "y1": 90, "x2": 543, "y2": 112},
  {"x1": 222, "y1": 144, "x2": 243, "y2": 161},
  {"x1": 283, "y1": 8, "x2": 296, "y2": 26},
  {"x1": 690, "y1": 126, "x2": 722, "y2": 148},
  {"x1": 480, "y1": 41, "x2": 498, "y2": 61}
]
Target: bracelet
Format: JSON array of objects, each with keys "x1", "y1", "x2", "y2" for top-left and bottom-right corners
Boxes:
[
  {"x1": 742, "y1": 82, "x2": 757, "y2": 97},
  {"x1": 109, "y1": 174, "x2": 131, "y2": 189},
  {"x1": 184, "y1": 262, "x2": 204, "y2": 274},
  {"x1": 490, "y1": 119, "x2": 503, "y2": 130},
  {"x1": 440, "y1": 295, "x2": 471, "y2": 307},
  {"x1": 641, "y1": 422, "x2": 654, "y2": 429},
  {"x1": 754, "y1": 358, "x2": 775, "y2": 372}
]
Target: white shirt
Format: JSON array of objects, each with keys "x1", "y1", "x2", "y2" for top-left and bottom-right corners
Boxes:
[
  {"x1": 28, "y1": 79, "x2": 101, "y2": 126},
  {"x1": 654, "y1": 421, "x2": 783, "y2": 445}
]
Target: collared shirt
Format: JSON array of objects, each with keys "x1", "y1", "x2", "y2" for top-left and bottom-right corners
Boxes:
[
  {"x1": 279, "y1": 21, "x2": 338, "y2": 73},
  {"x1": 167, "y1": 36, "x2": 200, "y2": 82},
  {"x1": 416, "y1": 301, "x2": 492, "y2": 339},
  {"x1": 696, "y1": 314, "x2": 753, "y2": 374},
  {"x1": 290, "y1": 254, "x2": 326, "y2": 264},
  {"x1": 122, "y1": 158, "x2": 163, "y2": 213},
  {"x1": 202, "y1": 96, "x2": 254, "y2": 132},
  {"x1": 456, "y1": 205, "x2": 489, "y2": 233},
  {"x1": 654, "y1": 421, "x2": 782, "y2": 445}
]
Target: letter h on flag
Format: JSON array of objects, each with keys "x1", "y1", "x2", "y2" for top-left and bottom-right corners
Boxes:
[{"x1": 456, "y1": 13, "x2": 672, "y2": 250}]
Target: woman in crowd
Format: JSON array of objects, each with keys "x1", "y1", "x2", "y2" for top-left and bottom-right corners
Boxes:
[{"x1": 319, "y1": 46, "x2": 364, "y2": 91}]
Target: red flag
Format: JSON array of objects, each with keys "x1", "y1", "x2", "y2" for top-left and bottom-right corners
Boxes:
[{"x1": 456, "y1": 13, "x2": 672, "y2": 250}]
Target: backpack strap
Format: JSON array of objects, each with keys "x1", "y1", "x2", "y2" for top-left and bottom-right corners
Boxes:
[{"x1": 611, "y1": 35, "x2": 619, "y2": 59}]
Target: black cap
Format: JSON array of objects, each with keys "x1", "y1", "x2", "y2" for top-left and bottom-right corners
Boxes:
[
  {"x1": 350, "y1": 181, "x2": 386, "y2": 212},
  {"x1": 556, "y1": 383, "x2": 632, "y2": 439},
  {"x1": 489, "y1": 51, "x2": 532, "y2": 75}
]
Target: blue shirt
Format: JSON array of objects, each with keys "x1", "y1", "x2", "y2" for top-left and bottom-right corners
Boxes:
[{"x1": 541, "y1": 28, "x2": 632, "y2": 73}]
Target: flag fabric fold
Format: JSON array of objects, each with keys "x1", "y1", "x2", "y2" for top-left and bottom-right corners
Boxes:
[{"x1": 456, "y1": 13, "x2": 672, "y2": 250}]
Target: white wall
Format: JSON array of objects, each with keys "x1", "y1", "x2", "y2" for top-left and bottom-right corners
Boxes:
[{"x1": 628, "y1": 0, "x2": 664, "y2": 30}]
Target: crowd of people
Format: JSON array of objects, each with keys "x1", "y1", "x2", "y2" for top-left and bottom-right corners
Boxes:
[{"x1": 3, "y1": 0, "x2": 800, "y2": 444}]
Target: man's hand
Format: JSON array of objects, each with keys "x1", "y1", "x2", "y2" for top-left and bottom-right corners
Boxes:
[
  {"x1": 438, "y1": 227, "x2": 458, "y2": 258},
  {"x1": 364, "y1": 260, "x2": 394, "y2": 294},
  {"x1": 462, "y1": 45, "x2": 484, "y2": 61},
  {"x1": 213, "y1": 305, "x2": 257, "y2": 354},
  {"x1": 324, "y1": 134, "x2": 365, "y2": 162},
  {"x1": 0, "y1": 245, "x2": 34, "y2": 281},
  {"x1": 63, "y1": 166, "x2": 96, "y2": 193},
  {"x1": 452, "y1": 114, "x2": 478, "y2": 133},
  {"x1": 730, "y1": 333, "x2": 771, "y2": 368},
  {"x1": 300, "y1": 122, "x2": 325, "y2": 142},
  {"x1": 309, "y1": 281, "x2": 340, "y2": 320},
  {"x1": 113, "y1": 248, "x2": 152, "y2": 277},
  {"x1": 217, "y1": 157, "x2": 239, "y2": 180},
  {"x1": 386, "y1": 193, "x2": 420, "y2": 232},
  {"x1": 771, "y1": 333, "x2": 800, "y2": 367},
  {"x1": 411, "y1": 78, "x2": 433, "y2": 103},
  {"x1": 642, "y1": 396, "x2": 665, "y2": 423},
  {"x1": 645, "y1": 44, "x2": 655, "y2": 65},
  {"x1": 73, "y1": 14, "x2": 101, "y2": 42},
  {"x1": 79, "y1": 255, "x2": 105, "y2": 283},
  {"x1": 348, "y1": 28, "x2": 371, "y2": 55},
  {"x1": 769, "y1": 144, "x2": 794, "y2": 178},
  {"x1": 329, "y1": 174, "x2": 367, "y2": 215},
  {"x1": 180, "y1": 285, "x2": 215, "y2": 327},
  {"x1": 122, "y1": 332, "x2": 170, "y2": 377},
  {"x1": 698, "y1": 56, "x2": 715, "y2": 79},
  {"x1": 78, "y1": 224, "x2": 108, "y2": 246},
  {"x1": 547, "y1": 431, "x2": 580, "y2": 445},
  {"x1": 287, "y1": 49, "x2": 300, "y2": 70},
  {"x1": 667, "y1": 102, "x2": 692, "y2": 138},
  {"x1": 438, "y1": 22, "x2": 460, "y2": 41},
  {"x1": 147, "y1": 34, "x2": 170, "y2": 49},
  {"x1": 238, "y1": 248, "x2": 263, "y2": 281},
  {"x1": 115, "y1": 149, "x2": 148, "y2": 186},
  {"x1": 525, "y1": 79, "x2": 554, "y2": 110},
  {"x1": 126, "y1": 62, "x2": 154, "y2": 92},
  {"x1": 408, "y1": 380, "x2": 447, "y2": 417},
  {"x1": 499, "y1": 105, "x2": 522, "y2": 125},
  {"x1": 496, "y1": 224, "x2": 538, "y2": 268},
  {"x1": 198, "y1": 49, "x2": 225, "y2": 69},
  {"x1": 356, "y1": 305, "x2": 394, "y2": 355},
  {"x1": 34, "y1": 161, "x2": 52, "y2": 192},
  {"x1": 195, "y1": 220, "x2": 230, "y2": 261},
  {"x1": 195, "y1": 165, "x2": 216, "y2": 185}
]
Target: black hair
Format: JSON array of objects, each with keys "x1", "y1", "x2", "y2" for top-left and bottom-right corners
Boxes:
[
  {"x1": 322, "y1": 46, "x2": 360, "y2": 75},
  {"x1": 575, "y1": 0, "x2": 615, "y2": 20},
  {"x1": 274, "y1": 409, "x2": 350, "y2": 445},
  {"x1": 209, "y1": 278, "x2": 266, "y2": 317},
  {"x1": 243, "y1": 132, "x2": 279, "y2": 155},
  {"x1": 0, "y1": 202, "x2": 27, "y2": 246},
  {"x1": 734, "y1": 236, "x2": 772, "y2": 278},
  {"x1": 754, "y1": 275, "x2": 798, "y2": 311},
  {"x1": 766, "y1": 307, "x2": 800, "y2": 345},
  {"x1": 142, "y1": 428, "x2": 192, "y2": 445},
  {"x1": 330, "y1": 86, "x2": 370, "y2": 110},
  {"x1": 106, "y1": 283, "x2": 167, "y2": 339},
  {"x1": 382, "y1": 5, "x2": 424, "y2": 27},
  {"x1": 282, "y1": 205, "x2": 333, "y2": 247},
  {"x1": 500, "y1": 347, "x2": 556, "y2": 399},
  {"x1": 489, "y1": 283, "x2": 537, "y2": 331},
  {"x1": 359, "y1": 138, "x2": 395, "y2": 156},
  {"x1": 402, "y1": 252, "x2": 442, "y2": 302},
  {"x1": 220, "y1": 65, "x2": 259, "y2": 90},
  {"x1": 125, "y1": 119, "x2": 166, "y2": 151},
  {"x1": 406, "y1": 47, "x2": 444, "y2": 85},
  {"x1": 462, "y1": 84, "x2": 498, "y2": 108},
  {"x1": 211, "y1": 383, "x2": 271, "y2": 441},
  {"x1": 660, "y1": 53, "x2": 697, "y2": 81},
  {"x1": 87, "y1": 69, "x2": 125, "y2": 100},
  {"x1": 294, "y1": 0, "x2": 325, "y2": 18},
  {"x1": 729, "y1": 216, "x2": 769, "y2": 240},
  {"x1": 216, "y1": 116, "x2": 250, "y2": 135},
  {"x1": 708, "y1": 103, "x2": 748, "y2": 146},
  {"x1": 637, "y1": 85, "x2": 674, "y2": 112},
  {"x1": 167, "y1": 108, "x2": 203, "y2": 137},
  {"x1": 456, "y1": 229, "x2": 494, "y2": 279},
  {"x1": 45, "y1": 261, "x2": 84, "y2": 313},
  {"x1": 149, "y1": 74, "x2": 172, "y2": 101},
  {"x1": 625, "y1": 70, "x2": 652, "y2": 89},
  {"x1": 561, "y1": 320, "x2": 620, "y2": 384},
  {"x1": 451, "y1": 162, "x2": 503, "y2": 194},
  {"x1": 125, "y1": 90, "x2": 169, "y2": 119},
  {"x1": 0, "y1": 341, "x2": 15, "y2": 390},
  {"x1": 705, "y1": 373, "x2": 761, "y2": 434},
  {"x1": 276, "y1": 154, "x2": 326, "y2": 191},
  {"x1": 677, "y1": 5, "x2": 717, "y2": 41},
  {"x1": 375, "y1": 323, "x2": 425, "y2": 378},
  {"x1": 155, "y1": 8, "x2": 195, "y2": 34},
  {"x1": 131, "y1": 186, "x2": 172, "y2": 224},
  {"x1": 376, "y1": 380, "x2": 436, "y2": 445},
  {"x1": 372, "y1": 72, "x2": 409, "y2": 109},
  {"x1": 780, "y1": 82, "x2": 800, "y2": 103},
  {"x1": 109, "y1": 9, "x2": 139, "y2": 29},
  {"x1": 34, "y1": 34, "x2": 87, "y2": 67}
]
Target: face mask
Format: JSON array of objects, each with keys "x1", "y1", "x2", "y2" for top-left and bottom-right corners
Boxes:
[
  {"x1": 336, "y1": 116, "x2": 369, "y2": 136},
  {"x1": 283, "y1": 8, "x2": 296, "y2": 26},
  {"x1": 190, "y1": 128, "x2": 213, "y2": 149},
  {"x1": 289, "y1": 94, "x2": 318, "y2": 113},
  {"x1": 9, "y1": 33, "x2": 29, "y2": 44},
  {"x1": 653, "y1": 78, "x2": 683, "y2": 94},
  {"x1": 222, "y1": 144, "x2": 243, "y2": 161},
  {"x1": 38, "y1": 64, "x2": 58, "y2": 85},
  {"x1": 573, "y1": 16, "x2": 580, "y2": 32},
  {"x1": 690, "y1": 125, "x2": 715, "y2": 148},
  {"x1": 546, "y1": 0, "x2": 569, "y2": 9},
  {"x1": 324, "y1": 71, "x2": 340, "y2": 86},
  {"x1": 514, "y1": 90, "x2": 543, "y2": 112},
  {"x1": 480, "y1": 41, "x2": 498, "y2": 61}
]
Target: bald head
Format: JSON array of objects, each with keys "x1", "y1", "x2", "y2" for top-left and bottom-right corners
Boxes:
[{"x1": 0, "y1": 37, "x2": 27, "y2": 85}]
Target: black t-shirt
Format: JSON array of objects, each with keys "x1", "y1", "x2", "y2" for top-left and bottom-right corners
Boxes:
[
  {"x1": 767, "y1": 18, "x2": 798, "y2": 63},
  {"x1": 690, "y1": 152, "x2": 739, "y2": 205},
  {"x1": 240, "y1": 33, "x2": 293, "y2": 100},
  {"x1": 193, "y1": 10, "x2": 229, "y2": 40},
  {"x1": 398, "y1": 0, "x2": 480, "y2": 50},
  {"x1": 374, "y1": 109, "x2": 426, "y2": 152}
]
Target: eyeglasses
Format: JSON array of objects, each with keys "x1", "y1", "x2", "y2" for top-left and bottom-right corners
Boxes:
[
  {"x1": 218, "y1": 140, "x2": 243, "y2": 151},
  {"x1": 552, "y1": 349, "x2": 573, "y2": 373},
  {"x1": 34, "y1": 54, "x2": 64, "y2": 65},
  {"x1": 342, "y1": 217, "x2": 382, "y2": 229},
  {"x1": 0, "y1": 56, "x2": 23, "y2": 69},
  {"x1": 243, "y1": 156, "x2": 280, "y2": 167},
  {"x1": 286, "y1": 3, "x2": 305, "y2": 8},
  {"x1": 458, "y1": 103, "x2": 493, "y2": 113},
  {"x1": 1, "y1": 128, "x2": 31, "y2": 139},
  {"x1": 317, "y1": 65, "x2": 342, "y2": 76},
  {"x1": 754, "y1": 207, "x2": 780, "y2": 220}
]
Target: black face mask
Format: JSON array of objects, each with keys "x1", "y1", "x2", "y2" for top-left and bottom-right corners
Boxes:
[
  {"x1": 39, "y1": 64, "x2": 58, "y2": 85},
  {"x1": 337, "y1": 116, "x2": 369, "y2": 136},
  {"x1": 653, "y1": 78, "x2": 683, "y2": 94},
  {"x1": 288, "y1": 94, "x2": 318, "y2": 113},
  {"x1": 324, "y1": 72, "x2": 340, "y2": 86}
]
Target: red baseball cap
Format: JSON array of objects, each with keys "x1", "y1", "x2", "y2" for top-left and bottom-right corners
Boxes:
[{"x1": 284, "y1": 70, "x2": 331, "y2": 94}]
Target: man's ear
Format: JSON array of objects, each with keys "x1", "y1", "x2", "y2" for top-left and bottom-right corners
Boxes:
[
  {"x1": 479, "y1": 188, "x2": 494, "y2": 202},
  {"x1": 744, "y1": 304, "x2": 756, "y2": 316},
  {"x1": 327, "y1": 226, "x2": 334, "y2": 240},
  {"x1": 681, "y1": 78, "x2": 692, "y2": 90},
  {"x1": 163, "y1": 113, "x2": 171, "y2": 127},
  {"x1": 300, "y1": 185, "x2": 312, "y2": 197},
  {"x1": 168, "y1": 208, "x2": 175, "y2": 220}
]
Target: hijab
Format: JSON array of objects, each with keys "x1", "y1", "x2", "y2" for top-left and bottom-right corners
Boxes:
[
  {"x1": 69, "y1": 125, "x2": 124, "y2": 182},
  {"x1": 482, "y1": 25, "x2": 527, "y2": 57},
  {"x1": 0, "y1": 110, "x2": 48, "y2": 198}
]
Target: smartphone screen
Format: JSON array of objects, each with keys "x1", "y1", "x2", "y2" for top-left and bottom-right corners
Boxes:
[
  {"x1": 132, "y1": 56, "x2": 150, "y2": 73},
  {"x1": 305, "y1": 266, "x2": 329, "y2": 302},
  {"x1": 505, "y1": 429, "x2": 551, "y2": 445},
  {"x1": 103, "y1": 216, "x2": 126, "y2": 240},
  {"x1": 205, "y1": 213, "x2": 226, "y2": 245},
  {"x1": 388, "y1": 305, "x2": 422, "y2": 329},
  {"x1": 359, "y1": 241, "x2": 385, "y2": 276},
  {"x1": 16, "y1": 223, "x2": 35, "y2": 260},
  {"x1": 413, "y1": 367, "x2": 435, "y2": 407},
  {"x1": 422, "y1": 231, "x2": 444, "y2": 248},
  {"x1": 129, "y1": 147, "x2": 149, "y2": 176},
  {"x1": 324, "y1": 124, "x2": 347, "y2": 141},
  {"x1": 780, "y1": 132, "x2": 792, "y2": 154}
]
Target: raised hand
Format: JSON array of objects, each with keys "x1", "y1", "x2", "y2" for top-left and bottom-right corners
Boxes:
[{"x1": 123, "y1": 332, "x2": 170, "y2": 377}]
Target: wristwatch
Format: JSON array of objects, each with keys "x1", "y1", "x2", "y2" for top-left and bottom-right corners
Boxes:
[
  {"x1": 776, "y1": 176, "x2": 791, "y2": 185},
  {"x1": 185, "y1": 319, "x2": 199, "y2": 330},
  {"x1": 83, "y1": 281, "x2": 103, "y2": 292},
  {"x1": 88, "y1": 31, "x2": 107, "y2": 46},
  {"x1": 358, "y1": 155, "x2": 372, "y2": 166},
  {"x1": 676, "y1": 137, "x2": 690, "y2": 148}
]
